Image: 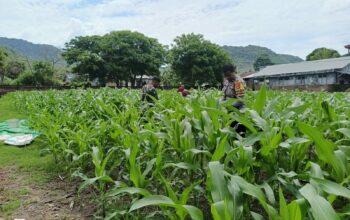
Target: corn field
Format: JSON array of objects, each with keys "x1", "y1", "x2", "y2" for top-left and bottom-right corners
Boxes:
[{"x1": 12, "y1": 86, "x2": 350, "y2": 220}]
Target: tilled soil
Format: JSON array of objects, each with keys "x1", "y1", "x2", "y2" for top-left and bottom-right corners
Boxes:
[{"x1": 0, "y1": 167, "x2": 96, "y2": 220}]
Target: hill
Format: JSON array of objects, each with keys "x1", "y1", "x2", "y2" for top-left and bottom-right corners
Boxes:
[
  {"x1": 222, "y1": 45, "x2": 303, "y2": 72},
  {"x1": 0, "y1": 37, "x2": 62, "y2": 63}
]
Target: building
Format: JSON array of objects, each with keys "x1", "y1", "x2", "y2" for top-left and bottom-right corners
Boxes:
[{"x1": 245, "y1": 56, "x2": 350, "y2": 91}]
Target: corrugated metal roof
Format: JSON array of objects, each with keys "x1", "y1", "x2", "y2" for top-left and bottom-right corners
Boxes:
[{"x1": 254, "y1": 56, "x2": 350, "y2": 78}]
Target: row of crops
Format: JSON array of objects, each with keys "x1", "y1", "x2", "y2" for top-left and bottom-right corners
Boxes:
[{"x1": 11, "y1": 87, "x2": 350, "y2": 219}]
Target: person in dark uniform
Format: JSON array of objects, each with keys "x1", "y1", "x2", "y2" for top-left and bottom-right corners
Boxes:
[{"x1": 141, "y1": 76, "x2": 161, "y2": 103}]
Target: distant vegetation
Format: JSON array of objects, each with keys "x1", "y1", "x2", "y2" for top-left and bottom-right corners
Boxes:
[
  {"x1": 0, "y1": 46, "x2": 65, "y2": 86},
  {"x1": 4, "y1": 35, "x2": 347, "y2": 87},
  {"x1": 306, "y1": 47, "x2": 341, "y2": 61},
  {"x1": 63, "y1": 31, "x2": 234, "y2": 87},
  {"x1": 222, "y1": 45, "x2": 303, "y2": 72},
  {"x1": 0, "y1": 35, "x2": 304, "y2": 86},
  {"x1": 253, "y1": 54, "x2": 275, "y2": 71}
]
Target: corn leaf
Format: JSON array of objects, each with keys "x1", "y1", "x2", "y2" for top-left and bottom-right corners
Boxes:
[{"x1": 299, "y1": 184, "x2": 339, "y2": 220}]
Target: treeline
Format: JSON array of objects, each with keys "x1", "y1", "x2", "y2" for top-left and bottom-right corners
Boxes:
[
  {"x1": 0, "y1": 48, "x2": 65, "y2": 86},
  {"x1": 1, "y1": 31, "x2": 233, "y2": 87},
  {"x1": 62, "y1": 31, "x2": 232, "y2": 87}
]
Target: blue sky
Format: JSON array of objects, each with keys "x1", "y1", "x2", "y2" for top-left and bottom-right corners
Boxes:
[{"x1": 0, "y1": 0, "x2": 349, "y2": 58}]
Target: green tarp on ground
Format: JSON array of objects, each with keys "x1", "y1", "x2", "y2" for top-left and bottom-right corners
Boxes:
[{"x1": 0, "y1": 119, "x2": 39, "y2": 146}]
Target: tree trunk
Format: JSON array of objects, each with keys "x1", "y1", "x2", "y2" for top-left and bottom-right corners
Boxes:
[
  {"x1": 0, "y1": 70, "x2": 4, "y2": 84},
  {"x1": 139, "y1": 74, "x2": 143, "y2": 87},
  {"x1": 131, "y1": 75, "x2": 137, "y2": 88}
]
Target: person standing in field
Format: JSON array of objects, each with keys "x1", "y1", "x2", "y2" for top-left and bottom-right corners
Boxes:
[
  {"x1": 141, "y1": 76, "x2": 161, "y2": 103},
  {"x1": 222, "y1": 64, "x2": 246, "y2": 134},
  {"x1": 222, "y1": 64, "x2": 245, "y2": 108}
]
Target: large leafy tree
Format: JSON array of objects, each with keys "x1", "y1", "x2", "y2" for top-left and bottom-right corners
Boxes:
[
  {"x1": 253, "y1": 54, "x2": 274, "y2": 71},
  {"x1": 306, "y1": 48, "x2": 340, "y2": 61},
  {"x1": 62, "y1": 35, "x2": 106, "y2": 84},
  {"x1": 169, "y1": 34, "x2": 232, "y2": 87},
  {"x1": 99, "y1": 31, "x2": 166, "y2": 86},
  {"x1": 63, "y1": 31, "x2": 166, "y2": 86}
]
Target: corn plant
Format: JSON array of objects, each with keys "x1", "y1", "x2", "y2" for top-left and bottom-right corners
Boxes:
[{"x1": 12, "y1": 86, "x2": 350, "y2": 219}]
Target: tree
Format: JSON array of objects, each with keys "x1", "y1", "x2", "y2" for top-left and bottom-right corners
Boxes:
[
  {"x1": 160, "y1": 65, "x2": 181, "y2": 87},
  {"x1": 169, "y1": 33, "x2": 232, "y2": 87},
  {"x1": 0, "y1": 47, "x2": 8, "y2": 83},
  {"x1": 306, "y1": 48, "x2": 340, "y2": 61},
  {"x1": 63, "y1": 31, "x2": 166, "y2": 86},
  {"x1": 253, "y1": 54, "x2": 274, "y2": 71},
  {"x1": 99, "y1": 31, "x2": 166, "y2": 86},
  {"x1": 16, "y1": 61, "x2": 57, "y2": 86},
  {"x1": 5, "y1": 60, "x2": 25, "y2": 79},
  {"x1": 62, "y1": 35, "x2": 106, "y2": 85}
]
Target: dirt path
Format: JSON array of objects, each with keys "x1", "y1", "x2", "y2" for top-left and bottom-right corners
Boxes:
[{"x1": 0, "y1": 167, "x2": 95, "y2": 220}]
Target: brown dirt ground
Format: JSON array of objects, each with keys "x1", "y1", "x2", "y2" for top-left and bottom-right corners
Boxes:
[{"x1": 0, "y1": 167, "x2": 96, "y2": 220}]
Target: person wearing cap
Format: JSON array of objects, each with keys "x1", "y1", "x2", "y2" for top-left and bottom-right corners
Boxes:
[{"x1": 141, "y1": 76, "x2": 161, "y2": 103}]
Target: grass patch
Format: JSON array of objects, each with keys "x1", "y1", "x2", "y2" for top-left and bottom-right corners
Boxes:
[
  {"x1": 0, "y1": 93, "x2": 57, "y2": 173},
  {"x1": 1, "y1": 200, "x2": 21, "y2": 216},
  {"x1": 0, "y1": 188, "x2": 30, "y2": 217},
  {"x1": 0, "y1": 93, "x2": 25, "y2": 121},
  {"x1": 0, "y1": 93, "x2": 63, "y2": 216}
]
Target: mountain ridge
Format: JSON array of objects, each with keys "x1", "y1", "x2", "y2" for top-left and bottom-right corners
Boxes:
[
  {"x1": 222, "y1": 45, "x2": 303, "y2": 72},
  {"x1": 0, "y1": 37, "x2": 62, "y2": 62}
]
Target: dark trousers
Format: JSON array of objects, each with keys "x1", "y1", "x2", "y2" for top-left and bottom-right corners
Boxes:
[{"x1": 230, "y1": 101, "x2": 246, "y2": 135}]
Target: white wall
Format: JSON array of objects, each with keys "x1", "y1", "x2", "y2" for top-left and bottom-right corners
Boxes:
[{"x1": 267, "y1": 72, "x2": 337, "y2": 86}]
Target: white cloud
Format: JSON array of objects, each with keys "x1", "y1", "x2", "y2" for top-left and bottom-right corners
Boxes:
[{"x1": 0, "y1": 0, "x2": 349, "y2": 58}]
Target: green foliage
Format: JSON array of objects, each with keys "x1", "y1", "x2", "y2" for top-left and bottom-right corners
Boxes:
[
  {"x1": 222, "y1": 45, "x2": 302, "y2": 72},
  {"x1": 15, "y1": 61, "x2": 60, "y2": 86},
  {"x1": 13, "y1": 88, "x2": 350, "y2": 219},
  {"x1": 169, "y1": 33, "x2": 232, "y2": 86},
  {"x1": 5, "y1": 60, "x2": 26, "y2": 79},
  {"x1": 253, "y1": 54, "x2": 274, "y2": 71},
  {"x1": 160, "y1": 65, "x2": 181, "y2": 87},
  {"x1": 63, "y1": 31, "x2": 166, "y2": 86},
  {"x1": 0, "y1": 47, "x2": 9, "y2": 82},
  {"x1": 306, "y1": 47, "x2": 341, "y2": 61},
  {"x1": 62, "y1": 35, "x2": 105, "y2": 84},
  {"x1": 100, "y1": 31, "x2": 166, "y2": 86}
]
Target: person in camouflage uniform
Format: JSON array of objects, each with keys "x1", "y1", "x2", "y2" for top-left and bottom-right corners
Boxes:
[
  {"x1": 222, "y1": 64, "x2": 246, "y2": 135},
  {"x1": 222, "y1": 64, "x2": 245, "y2": 109},
  {"x1": 141, "y1": 76, "x2": 161, "y2": 103}
]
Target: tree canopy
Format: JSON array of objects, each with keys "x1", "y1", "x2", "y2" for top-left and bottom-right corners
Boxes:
[
  {"x1": 16, "y1": 61, "x2": 57, "y2": 86},
  {"x1": 5, "y1": 60, "x2": 26, "y2": 79},
  {"x1": 62, "y1": 31, "x2": 166, "y2": 86},
  {"x1": 62, "y1": 35, "x2": 105, "y2": 84},
  {"x1": 253, "y1": 54, "x2": 274, "y2": 71},
  {"x1": 306, "y1": 47, "x2": 340, "y2": 61},
  {"x1": 169, "y1": 33, "x2": 232, "y2": 87}
]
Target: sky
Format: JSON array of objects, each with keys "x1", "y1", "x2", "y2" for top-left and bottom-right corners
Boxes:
[{"x1": 0, "y1": 0, "x2": 349, "y2": 59}]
